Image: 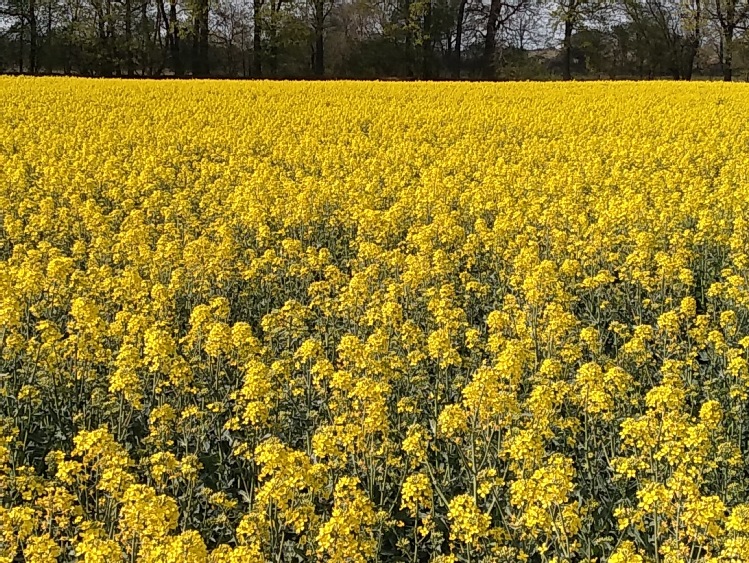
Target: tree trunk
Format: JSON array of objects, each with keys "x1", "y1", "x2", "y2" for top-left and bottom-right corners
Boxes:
[
  {"x1": 422, "y1": 0, "x2": 432, "y2": 79},
  {"x1": 95, "y1": 0, "x2": 107, "y2": 74},
  {"x1": 269, "y1": 0, "x2": 281, "y2": 76},
  {"x1": 65, "y1": 12, "x2": 73, "y2": 75},
  {"x1": 46, "y1": 1, "x2": 52, "y2": 72},
  {"x1": 125, "y1": 0, "x2": 133, "y2": 75},
  {"x1": 190, "y1": 0, "x2": 209, "y2": 76},
  {"x1": 106, "y1": 0, "x2": 114, "y2": 75},
  {"x1": 18, "y1": 18, "x2": 24, "y2": 74},
  {"x1": 169, "y1": 0, "x2": 182, "y2": 74},
  {"x1": 192, "y1": 11, "x2": 201, "y2": 74},
  {"x1": 453, "y1": 0, "x2": 466, "y2": 78},
  {"x1": 29, "y1": 0, "x2": 37, "y2": 73},
  {"x1": 404, "y1": 0, "x2": 413, "y2": 77},
  {"x1": 253, "y1": 0, "x2": 262, "y2": 76},
  {"x1": 682, "y1": 0, "x2": 699, "y2": 81},
  {"x1": 683, "y1": 48, "x2": 696, "y2": 80},
  {"x1": 242, "y1": 30, "x2": 249, "y2": 77},
  {"x1": 483, "y1": 0, "x2": 500, "y2": 79},
  {"x1": 269, "y1": 26, "x2": 278, "y2": 75},
  {"x1": 723, "y1": 27, "x2": 733, "y2": 81},
  {"x1": 562, "y1": 17, "x2": 573, "y2": 80},
  {"x1": 314, "y1": 0, "x2": 324, "y2": 75},
  {"x1": 200, "y1": 0, "x2": 209, "y2": 75},
  {"x1": 139, "y1": 2, "x2": 147, "y2": 75}
]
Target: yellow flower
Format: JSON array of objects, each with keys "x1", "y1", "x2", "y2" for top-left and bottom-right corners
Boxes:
[
  {"x1": 447, "y1": 494, "x2": 491, "y2": 546},
  {"x1": 699, "y1": 400, "x2": 723, "y2": 430},
  {"x1": 402, "y1": 424, "x2": 429, "y2": 465},
  {"x1": 609, "y1": 541, "x2": 643, "y2": 563},
  {"x1": 7, "y1": 77, "x2": 749, "y2": 563},
  {"x1": 437, "y1": 404, "x2": 468, "y2": 439},
  {"x1": 23, "y1": 534, "x2": 61, "y2": 563},
  {"x1": 316, "y1": 477, "x2": 378, "y2": 562},
  {"x1": 401, "y1": 473, "x2": 432, "y2": 517},
  {"x1": 76, "y1": 524, "x2": 123, "y2": 563}
]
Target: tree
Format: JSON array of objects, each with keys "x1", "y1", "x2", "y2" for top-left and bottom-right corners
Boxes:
[
  {"x1": 189, "y1": 0, "x2": 209, "y2": 75},
  {"x1": 622, "y1": 0, "x2": 703, "y2": 79},
  {"x1": 482, "y1": 0, "x2": 533, "y2": 78},
  {"x1": 551, "y1": 0, "x2": 608, "y2": 79},
  {"x1": 710, "y1": 0, "x2": 749, "y2": 79},
  {"x1": 306, "y1": 0, "x2": 335, "y2": 74},
  {"x1": 453, "y1": 0, "x2": 467, "y2": 76},
  {"x1": 213, "y1": 0, "x2": 251, "y2": 75},
  {"x1": 252, "y1": 0, "x2": 261, "y2": 73},
  {"x1": 1, "y1": 0, "x2": 39, "y2": 72},
  {"x1": 0, "y1": 0, "x2": 744, "y2": 78}
]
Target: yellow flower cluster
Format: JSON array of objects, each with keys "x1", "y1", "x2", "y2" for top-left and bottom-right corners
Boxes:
[{"x1": 2, "y1": 77, "x2": 749, "y2": 562}]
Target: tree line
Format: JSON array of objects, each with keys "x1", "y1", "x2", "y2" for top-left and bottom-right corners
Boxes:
[{"x1": 1, "y1": 0, "x2": 748, "y2": 79}]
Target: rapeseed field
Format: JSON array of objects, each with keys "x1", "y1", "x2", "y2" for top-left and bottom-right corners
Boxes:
[{"x1": 2, "y1": 77, "x2": 749, "y2": 562}]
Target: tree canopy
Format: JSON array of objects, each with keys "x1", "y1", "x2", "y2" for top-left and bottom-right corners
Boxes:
[{"x1": 1, "y1": 0, "x2": 747, "y2": 79}]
